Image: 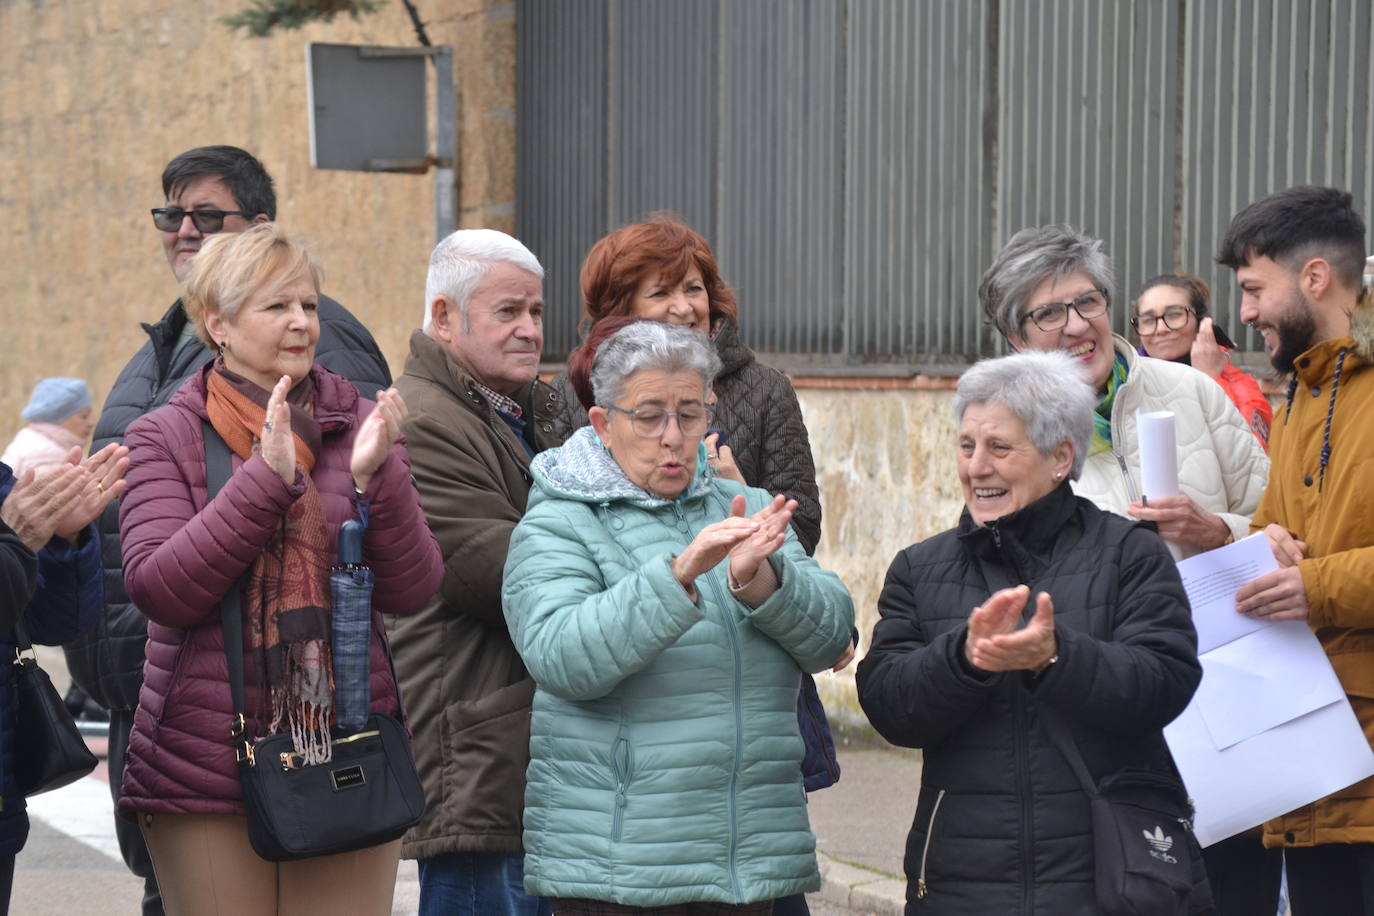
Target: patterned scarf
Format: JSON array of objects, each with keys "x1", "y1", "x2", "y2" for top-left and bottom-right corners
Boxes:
[
  {"x1": 206, "y1": 365, "x2": 335, "y2": 765},
  {"x1": 1090, "y1": 353, "x2": 1131, "y2": 456}
]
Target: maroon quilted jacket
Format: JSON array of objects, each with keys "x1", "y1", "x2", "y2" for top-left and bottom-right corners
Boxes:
[{"x1": 116, "y1": 364, "x2": 442, "y2": 818}]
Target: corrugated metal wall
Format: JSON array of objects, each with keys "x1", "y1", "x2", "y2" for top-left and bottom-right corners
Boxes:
[
  {"x1": 517, "y1": 0, "x2": 1374, "y2": 364},
  {"x1": 1180, "y1": 0, "x2": 1374, "y2": 351}
]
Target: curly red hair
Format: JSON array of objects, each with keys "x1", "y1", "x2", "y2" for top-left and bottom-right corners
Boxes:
[{"x1": 579, "y1": 214, "x2": 738, "y2": 326}]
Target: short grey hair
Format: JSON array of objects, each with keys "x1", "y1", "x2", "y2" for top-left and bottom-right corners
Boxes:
[
  {"x1": 590, "y1": 321, "x2": 722, "y2": 408},
  {"x1": 953, "y1": 350, "x2": 1095, "y2": 480},
  {"x1": 978, "y1": 225, "x2": 1116, "y2": 340},
  {"x1": 423, "y1": 229, "x2": 544, "y2": 332}
]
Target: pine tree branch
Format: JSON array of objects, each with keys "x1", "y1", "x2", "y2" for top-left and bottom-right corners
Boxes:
[{"x1": 222, "y1": 0, "x2": 389, "y2": 38}]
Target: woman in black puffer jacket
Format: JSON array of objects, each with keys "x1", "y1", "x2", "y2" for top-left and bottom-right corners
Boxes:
[{"x1": 857, "y1": 350, "x2": 1212, "y2": 915}]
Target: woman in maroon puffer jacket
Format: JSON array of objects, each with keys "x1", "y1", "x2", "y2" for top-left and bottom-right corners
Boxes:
[{"x1": 117, "y1": 224, "x2": 442, "y2": 915}]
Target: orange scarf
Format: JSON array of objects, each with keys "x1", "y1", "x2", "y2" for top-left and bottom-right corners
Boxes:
[{"x1": 206, "y1": 366, "x2": 335, "y2": 764}]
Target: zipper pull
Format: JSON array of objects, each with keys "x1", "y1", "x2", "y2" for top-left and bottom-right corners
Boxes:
[{"x1": 917, "y1": 878, "x2": 928, "y2": 899}]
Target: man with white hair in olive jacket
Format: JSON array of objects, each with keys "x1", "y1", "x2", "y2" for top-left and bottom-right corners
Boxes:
[{"x1": 388, "y1": 229, "x2": 560, "y2": 916}]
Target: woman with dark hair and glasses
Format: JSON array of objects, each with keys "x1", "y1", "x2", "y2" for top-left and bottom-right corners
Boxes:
[
  {"x1": 1132, "y1": 273, "x2": 1272, "y2": 448},
  {"x1": 978, "y1": 225, "x2": 1269, "y2": 558}
]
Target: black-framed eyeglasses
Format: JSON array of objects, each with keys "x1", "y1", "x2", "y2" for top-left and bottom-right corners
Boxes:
[
  {"x1": 1020, "y1": 287, "x2": 1111, "y2": 332},
  {"x1": 1131, "y1": 306, "x2": 1194, "y2": 334},
  {"x1": 150, "y1": 207, "x2": 254, "y2": 233},
  {"x1": 608, "y1": 404, "x2": 715, "y2": 438}
]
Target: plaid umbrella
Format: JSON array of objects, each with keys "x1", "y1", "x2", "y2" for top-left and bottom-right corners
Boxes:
[{"x1": 331, "y1": 518, "x2": 373, "y2": 732}]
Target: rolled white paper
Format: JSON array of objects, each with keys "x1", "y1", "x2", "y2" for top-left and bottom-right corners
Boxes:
[{"x1": 1137, "y1": 410, "x2": 1180, "y2": 500}]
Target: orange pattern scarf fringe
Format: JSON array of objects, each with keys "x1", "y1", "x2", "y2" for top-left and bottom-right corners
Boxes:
[{"x1": 206, "y1": 367, "x2": 335, "y2": 765}]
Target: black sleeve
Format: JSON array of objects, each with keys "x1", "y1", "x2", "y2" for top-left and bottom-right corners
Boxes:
[
  {"x1": 315, "y1": 295, "x2": 393, "y2": 399},
  {"x1": 0, "y1": 502, "x2": 38, "y2": 634},
  {"x1": 1032, "y1": 527, "x2": 1203, "y2": 736},
  {"x1": 856, "y1": 548, "x2": 1000, "y2": 748}
]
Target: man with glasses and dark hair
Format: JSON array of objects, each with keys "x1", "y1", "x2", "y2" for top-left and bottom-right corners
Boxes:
[
  {"x1": 387, "y1": 229, "x2": 558, "y2": 916},
  {"x1": 977, "y1": 224, "x2": 1268, "y2": 559},
  {"x1": 62, "y1": 145, "x2": 390, "y2": 916},
  {"x1": 1219, "y1": 186, "x2": 1374, "y2": 914}
]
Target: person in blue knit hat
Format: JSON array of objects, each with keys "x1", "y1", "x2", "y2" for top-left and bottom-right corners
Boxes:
[{"x1": 1, "y1": 378, "x2": 95, "y2": 479}]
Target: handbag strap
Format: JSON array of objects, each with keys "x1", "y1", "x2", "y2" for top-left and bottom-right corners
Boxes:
[
  {"x1": 1038, "y1": 703, "x2": 1101, "y2": 800},
  {"x1": 203, "y1": 420, "x2": 247, "y2": 726},
  {"x1": 13, "y1": 614, "x2": 34, "y2": 655}
]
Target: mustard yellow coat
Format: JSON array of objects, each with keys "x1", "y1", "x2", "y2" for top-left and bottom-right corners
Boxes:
[{"x1": 1255, "y1": 289, "x2": 1374, "y2": 847}]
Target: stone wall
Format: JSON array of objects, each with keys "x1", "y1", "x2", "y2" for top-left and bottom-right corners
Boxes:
[
  {"x1": 0, "y1": 0, "x2": 517, "y2": 441},
  {"x1": 795, "y1": 380, "x2": 965, "y2": 737}
]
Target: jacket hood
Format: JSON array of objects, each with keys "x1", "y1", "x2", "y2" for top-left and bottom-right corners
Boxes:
[
  {"x1": 531, "y1": 426, "x2": 713, "y2": 508},
  {"x1": 1351, "y1": 285, "x2": 1374, "y2": 361},
  {"x1": 170, "y1": 361, "x2": 361, "y2": 433},
  {"x1": 711, "y1": 318, "x2": 755, "y2": 377}
]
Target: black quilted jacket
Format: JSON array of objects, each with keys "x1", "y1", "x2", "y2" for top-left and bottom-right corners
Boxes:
[
  {"x1": 62, "y1": 296, "x2": 391, "y2": 711},
  {"x1": 857, "y1": 483, "x2": 1210, "y2": 914},
  {"x1": 550, "y1": 318, "x2": 822, "y2": 553}
]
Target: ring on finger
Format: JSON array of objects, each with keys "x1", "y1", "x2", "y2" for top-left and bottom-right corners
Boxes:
[
  {"x1": 96, "y1": 482, "x2": 104, "y2": 493},
  {"x1": 263, "y1": 421, "x2": 273, "y2": 433}
]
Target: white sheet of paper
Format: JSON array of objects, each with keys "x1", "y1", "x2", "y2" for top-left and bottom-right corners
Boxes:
[
  {"x1": 1166, "y1": 697, "x2": 1374, "y2": 847},
  {"x1": 1174, "y1": 533, "x2": 1275, "y2": 653},
  {"x1": 1195, "y1": 621, "x2": 1346, "y2": 749},
  {"x1": 1164, "y1": 536, "x2": 1374, "y2": 846},
  {"x1": 1136, "y1": 410, "x2": 1179, "y2": 499}
]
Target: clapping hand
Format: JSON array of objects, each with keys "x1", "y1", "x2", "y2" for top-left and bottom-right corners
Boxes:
[
  {"x1": 350, "y1": 388, "x2": 407, "y2": 494},
  {"x1": 965, "y1": 585, "x2": 1058, "y2": 673},
  {"x1": 53, "y1": 443, "x2": 129, "y2": 542},
  {"x1": 260, "y1": 375, "x2": 298, "y2": 484},
  {"x1": 704, "y1": 432, "x2": 744, "y2": 484},
  {"x1": 2, "y1": 443, "x2": 128, "y2": 551},
  {"x1": 726, "y1": 493, "x2": 795, "y2": 589}
]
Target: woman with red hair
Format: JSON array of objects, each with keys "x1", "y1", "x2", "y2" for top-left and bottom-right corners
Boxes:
[
  {"x1": 551, "y1": 217, "x2": 847, "y2": 916},
  {"x1": 552, "y1": 215, "x2": 822, "y2": 551}
]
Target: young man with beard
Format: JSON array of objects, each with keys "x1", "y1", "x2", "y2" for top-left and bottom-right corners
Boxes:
[{"x1": 1218, "y1": 185, "x2": 1374, "y2": 913}]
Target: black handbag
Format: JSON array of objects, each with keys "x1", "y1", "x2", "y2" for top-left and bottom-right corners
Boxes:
[
  {"x1": 13, "y1": 618, "x2": 98, "y2": 797},
  {"x1": 1043, "y1": 708, "x2": 1197, "y2": 916},
  {"x1": 206, "y1": 423, "x2": 425, "y2": 862}
]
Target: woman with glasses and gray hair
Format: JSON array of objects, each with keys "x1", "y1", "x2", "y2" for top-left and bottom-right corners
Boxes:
[
  {"x1": 502, "y1": 319, "x2": 854, "y2": 915},
  {"x1": 977, "y1": 225, "x2": 1268, "y2": 559},
  {"x1": 858, "y1": 350, "x2": 1211, "y2": 914}
]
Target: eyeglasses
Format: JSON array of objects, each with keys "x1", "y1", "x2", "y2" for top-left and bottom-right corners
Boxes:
[
  {"x1": 150, "y1": 207, "x2": 254, "y2": 233},
  {"x1": 1020, "y1": 287, "x2": 1111, "y2": 332},
  {"x1": 608, "y1": 404, "x2": 715, "y2": 438},
  {"x1": 1131, "y1": 306, "x2": 1194, "y2": 334}
]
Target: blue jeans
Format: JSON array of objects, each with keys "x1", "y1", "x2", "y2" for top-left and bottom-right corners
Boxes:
[{"x1": 418, "y1": 851, "x2": 551, "y2": 916}]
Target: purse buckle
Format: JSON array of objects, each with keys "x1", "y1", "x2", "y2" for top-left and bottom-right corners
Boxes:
[
  {"x1": 229, "y1": 714, "x2": 245, "y2": 739},
  {"x1": 236, "y1": 741, "x2": 256, "y2": 767}
]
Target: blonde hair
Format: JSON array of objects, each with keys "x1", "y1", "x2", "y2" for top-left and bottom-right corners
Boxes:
[{"x1": 182, "y1": 223, "x2": 324, "y2": 352}]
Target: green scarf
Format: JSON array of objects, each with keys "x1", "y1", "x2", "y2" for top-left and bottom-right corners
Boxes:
[{"x1": 1090, "y1": 353, "x2": 1131, "y2": 455}]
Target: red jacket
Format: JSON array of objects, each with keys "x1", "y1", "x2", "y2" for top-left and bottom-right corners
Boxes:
[
  {"x1": 1216, "y1": 362, "x2": 1272, "y2": 450},
  {"x1": 117, "y1": 364, "x2": 441, "y2": 818}
]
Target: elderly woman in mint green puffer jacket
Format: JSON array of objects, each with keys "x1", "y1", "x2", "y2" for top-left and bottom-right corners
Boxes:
[{"x1": 502, "y1": 319, "x2": 855, "y2": 915}]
